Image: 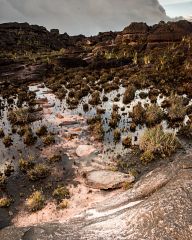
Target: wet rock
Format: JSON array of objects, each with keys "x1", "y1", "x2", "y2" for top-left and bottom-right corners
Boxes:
[
  {"x1": 76, "y1": 145, "x2": 96, "y2": 157},
  {"x1": 85, "y1": 170, "x2": 135, "y2": 190}
]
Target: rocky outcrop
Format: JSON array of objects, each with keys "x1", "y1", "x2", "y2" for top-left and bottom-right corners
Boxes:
[
  {"x1": 1, "y1": 154, "x2": 192, "y2": 240},
  {"x1": 115, "y1": 20, "x2": 192, "y2": 47},
  {"x1": 115, "y1": 22, "x2": 149, "y2": 44},
  {"x1": 0, "y1": 22, "x2": 72, "y2": 52},
  {"x1": 147, "y1": 20, "x2": 192, "y2": 48}
]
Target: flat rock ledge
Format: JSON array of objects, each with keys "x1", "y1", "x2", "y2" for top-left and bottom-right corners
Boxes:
[
  {"x1": 85, "y1": 170, "x2": 135, "y2": 190},
  {"x1": 76, "y1": 145, "x2": 96, "y2": 157},
  {"x1": 1, "y1": 154, "x2": 192, "y2": 240}
]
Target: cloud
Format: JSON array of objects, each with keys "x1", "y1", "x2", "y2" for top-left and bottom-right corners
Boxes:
[{"x1": 0, "y1": 0, "x2": 169, "y2": 35}]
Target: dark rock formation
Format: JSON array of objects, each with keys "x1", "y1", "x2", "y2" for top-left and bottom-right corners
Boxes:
[
  {"x1": 0, "y1": 22, "x2": 70, "y2": 52},
  {"x1": 147, "y1": 20, "x2": 192, "y2": 48},
  {"x1": 115, "y1": 20, "x2": 192, "y2": 47},
  {"x1": 1, "y1": 154, "x2": 192, "y2": 239}
]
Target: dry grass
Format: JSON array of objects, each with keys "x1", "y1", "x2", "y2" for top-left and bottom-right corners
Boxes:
[
  {"x1": 139, "y1": 125, "x2": 179, "y2": 158},
  {"x1": 123, "y1": 84, "x2": 136, "y2": 104},
  {"x1": 8, "y1": 108, "x2": 30, "y2": 125},
  {"x1": 19, "y1": 155, "x2": 35, "y2": 173},
  {"x1": 27, "y1": 164, "x2": 50, "y2": 181},
  {"x1": 113, "y1": 128, "x2": 121, "y2": 142},
  {"x1": 3, "y1": 135, "x2": 12, "y2": 147},
  {"x1": 0, "y1": 197, "x2": 11, "y2": 208},
  {"x1": 145, "y1": 104, "x2": 164, "y2": 126},
  {"x1": 26, "y1": 191, "x2": 45, "y2": 212},
  {"x1": 36, "y1": 125, "x2": 48, "y2": 136},
  {"x1": 168, "y1": 94, "x2": 186, "y2": 122},
  {"x1": 58, "y1": 199, "x2": 69, "y2": 209},
  {"x1": 52, "y1": 186, "x2": 70, "y2": 202},
  {"x1": 42, "y1": 134, "x2": 55, "y2": 145}
]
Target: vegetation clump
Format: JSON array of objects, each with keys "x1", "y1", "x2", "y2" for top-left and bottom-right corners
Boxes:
[
  {"x1": 89, "y1": 91, "x2": 101, "y2": 106},
  {"x1": 139, "y1": 126, "x2": 179, "y2": 162},
  {"x1": 52, "y1": 186, "x2": 70, "y2": 202},
  {"x1": 27, "y1": 164, "x2": 50, "y2": 181},
  {"x1": 23, "y1": 128, "x2": 37, "y2": 146},
  {"x1": 130, "y1": 102, "x2": 145, "y2": 124},
  {"x1": 123, "y1": 84, "x2": 136, "y2": 104},
  {"x1": 113, "y1": 129, "x2": 121, "y2": 142},
  {"x1": 19, "y1": 156, "x2": 35, "y2": 173},
  {"x1": 3, "y1": 135, "x2": 13, "y2": 147},
  {"x1": 0, "y1": 197, "x2": 11, "y2": 208},
  {"x1": 122, "y1": 136, "x2": 132, "y2": 147},
  {"x1": 48, "y1": 154, "x2": 62, "y2": 163},
  {"x1": 4, "y1": 164, "x2": 14, "y2": 177},
  {"x1": 0, "y1": 174, "x2": 7, "y2": 188},
  {"x1": 87, "y1": 115, "x2": 104, "y2": 141},
  {"x1": 140, "y1": 150, "x2": 155, "y2": 165},
  {"x1": 8, "y1": 108, "x2": 32, "y2": 125},
  {"x1": 109, "y1": 107, "x2": 121, "y2": 128},
  {"x1": 26, "y1": 191, "x2": 45, "y2": 212},
  {"x1": 42, "y1": 134, "x2": 55, "y2": 145},
  {"x1": 58, "y1": 199, "x2": 69, "y2": 209},
  {"x1": 167, "y1": 94, "x2": 186, "y2": 122},
  {"x1": 145, "y1": 104, "x2": 164, "y2": 126},
  {"x1": 0, "y1": 128, "x2": 5, "y2": 138},
  {"x1": 36, "y1": 125, "x2": 48, "y2": 136}
]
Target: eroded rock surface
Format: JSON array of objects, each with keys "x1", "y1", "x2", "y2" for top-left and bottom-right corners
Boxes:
[{"x1": 1, "y1": 154, "x2": 192, "y2": 240}]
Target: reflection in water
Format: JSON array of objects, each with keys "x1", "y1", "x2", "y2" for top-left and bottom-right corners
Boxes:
[{"x1": 0, "y1": 83, "x2": 190, "y2": 169}]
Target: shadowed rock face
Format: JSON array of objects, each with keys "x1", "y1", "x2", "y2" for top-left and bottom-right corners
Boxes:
[{"x1": 1, "y1": 154, "x2": 192, "y2": 240}]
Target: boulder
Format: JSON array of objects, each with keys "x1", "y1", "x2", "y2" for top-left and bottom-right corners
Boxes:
[
  {"x1": 76, "y1": 145, "x2": 96, "y2": 157},
  {"x1": 85, "y1": 170, "x2": 135, "y2": 189}
]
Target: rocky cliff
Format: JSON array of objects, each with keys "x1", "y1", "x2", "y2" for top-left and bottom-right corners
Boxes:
[{"x1": 0, "y1": 20, "x2": 192, "y2": 54}]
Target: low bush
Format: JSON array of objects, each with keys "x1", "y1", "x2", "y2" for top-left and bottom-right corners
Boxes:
[
  {"x1": 139, "y1": 125, "x2": 179, "y2": 159},
  {"x1": 26, "y1": 191, "x2": 45, "y2": 212}
]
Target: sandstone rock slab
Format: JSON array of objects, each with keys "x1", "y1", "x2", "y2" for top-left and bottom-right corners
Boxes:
[
  {"x1": 85, "y1": 170, "x2": 135, "y2": 189},
  {"x1": 76, "y1": 145, "x2": 96, "y2": 157}
]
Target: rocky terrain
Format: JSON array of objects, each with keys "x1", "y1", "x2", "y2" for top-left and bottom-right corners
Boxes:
[{"x1": 0, "y1": 20, "x2": 192, "y2": 239}]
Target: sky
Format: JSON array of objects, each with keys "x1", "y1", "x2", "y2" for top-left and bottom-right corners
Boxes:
[
  {"x1": 0, "y1": 0, "x2": 191, "y2": 35},
  {"x1": 159, "y1": 0, "x2": 192, "y2": 17}
]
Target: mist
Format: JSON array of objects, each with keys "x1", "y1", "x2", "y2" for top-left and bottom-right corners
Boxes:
[{"x1": 0, "y1": 0, "x2": 169, "y2": 35}]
